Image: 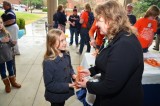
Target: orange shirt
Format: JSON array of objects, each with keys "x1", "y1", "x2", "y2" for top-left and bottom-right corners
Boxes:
[
  {"x1": 80, "y1": 11, "x2": 88, "y2": 28},
  {"x1": 134, "y1": 18, "x2": 157, "y2": 35},
  {"x1": 89, "y1": 20, "x2": 105, "y2": 46},
  {"x1": 134, "y1": 18, "x2": 157, "y2": 48}
]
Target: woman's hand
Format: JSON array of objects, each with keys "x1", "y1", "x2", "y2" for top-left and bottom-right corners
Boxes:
[
  {"x1": 77, "y1": 77, "x2": 88, "y2": 88},
  {"x1": 69, "y1": 82, "x2": 76, "y2": 88},
  {"x1": 79, "y1": 69, "x2": 91, "y2": 78},
  {"x1": 90, "y1": 38, "x2": 96, "y2": 48}
]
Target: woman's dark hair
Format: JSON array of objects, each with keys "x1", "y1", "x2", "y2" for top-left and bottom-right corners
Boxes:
[
  {"x1": 144, "y1": 5, "x2": 160, "y2": 18},
  {"x1": 57, "y1": 4, "x2": 63, "y2": 12}
]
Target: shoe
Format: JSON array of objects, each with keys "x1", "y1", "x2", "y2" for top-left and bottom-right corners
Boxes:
[{"x1": 153, "y1": 47, "x2": 159, "y2": 51}]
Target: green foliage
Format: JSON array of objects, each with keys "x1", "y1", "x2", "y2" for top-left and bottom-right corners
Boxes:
[
  {"x1": 22, "y1": 0, "x2": 43, "y2": 5},
  {"x1": 133, "y1": 0, "x2": 160, "y2": 18},
  {"x1": 58, "y1": 0, "x2": 67, "y2": 5},
  {"x1": 42, "y1": 7, "x2": 47, "y2": 12},
  {"x1": 16, "y1": 18, "x2": 25, "y2": 29},
  {"x1": 58, "y1": 0, "x2": 67, "y2": 8},
  {"x1": 21, "y1": 0, "x2": 43, "y2": 9}
]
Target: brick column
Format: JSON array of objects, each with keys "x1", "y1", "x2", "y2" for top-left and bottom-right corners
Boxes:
[{"x1": 47, "y1": 0, "x2": 58, "y2": 30}]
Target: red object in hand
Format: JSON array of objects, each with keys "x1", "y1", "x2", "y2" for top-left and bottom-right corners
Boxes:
[
  {"x1": 76, "y1": 66, "x2": 84, "y2": 82},
  {"x1": 75, "y1": 66, "x2": 84, "y2": 89}
]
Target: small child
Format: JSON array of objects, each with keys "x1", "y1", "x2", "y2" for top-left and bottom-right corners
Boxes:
[
  {"x1": 0, "y1": 18, "x2": 21, "y2": 93},
  {"x1": 43, "y1": 29, "x2": 76, "y2": 106}
]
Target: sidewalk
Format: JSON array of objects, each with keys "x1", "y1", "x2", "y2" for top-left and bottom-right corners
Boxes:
[{"x1": 0, "y1": 17, "x2": 83, "y2": 106}]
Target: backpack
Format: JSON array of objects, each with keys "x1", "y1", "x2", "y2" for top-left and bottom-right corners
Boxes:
[
  {"x1": 87, "y1": 12, "x2": 94, "y2": 30},
  {"x1": 137, "y1": 23, "x2": 154, "y2": 48}
]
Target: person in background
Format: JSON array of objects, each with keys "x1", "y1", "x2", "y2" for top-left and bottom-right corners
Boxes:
[
  {"x1": 134, "y1": 5, "x2": 159, "y2": 53},
  {"x1": 53, "y1": 11, "x2": 58, "y2": 28},
  {"x1": 153, "y1": 16, "x2": 160, "y2": 51},
  {"x1": 0, "y1": 18, "x2": 21, "y2": 93},
  {"x1": 127, "y1": 3, "x2": 136, "y2": 25},
  {"x1": 1, "y1": 1, "x2": 20, "y2": 77},
  {"x1": 77, "y1": 3, "x2": 92, "y2": 55},
  {"x1": 68, "y1": 8, "x2": 80, "y2": 47},
  {"x1": 43, "y1": 29, "x2": 76, "y2": 106},
  {"x1": 89, "y1": 19, "x2": 105, "y2": 49},
  {"x1": 1, "y1": 1, "x2": 20, "y2": 55},
  {"x1": 77, "y1": 0, "x2": 144, "y2": 106},
  {"x1": 56, "y1": 4, "x2": 67, "y2": 33}
]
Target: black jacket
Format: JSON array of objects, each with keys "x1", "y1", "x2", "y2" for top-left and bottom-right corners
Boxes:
[
  {"x1": 57, "y1": 12, "x2": 67, "y2": 26},
  {"x1": 87, "y1": 31, "x2": 144, "y2": 106},
  {"x1": 43, "y1": 52, "x2": 75, "y2": 103},
  {"x1": 128, "y1": 14, "x2": 136, "y2": 25}
]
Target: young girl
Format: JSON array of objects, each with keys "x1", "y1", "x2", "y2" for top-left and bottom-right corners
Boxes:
[
  {"x1": 0, "y1": 18, "x2": 21, "y2": 93},
  {"x1": 43, "y1": 29, "x2": 76, "y2": 106}
]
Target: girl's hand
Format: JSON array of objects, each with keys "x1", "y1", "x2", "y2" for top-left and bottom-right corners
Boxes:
[
  {"x1": 1, "y1": 36, "x2": 9, "y2": 43},
  {"x1": 69, "y1": 82, "x2": 76, "y2": 88},
  {"x1": 72, "y1": 74, "x2": 77, "y2": 80},
  {"x1": 12, "y1": 40, "x2": 17, "y2": 44}
]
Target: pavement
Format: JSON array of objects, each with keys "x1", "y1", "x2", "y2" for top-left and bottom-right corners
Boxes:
[{"x1": 0, "y1": 17, "x2": 84, "y2": 106}]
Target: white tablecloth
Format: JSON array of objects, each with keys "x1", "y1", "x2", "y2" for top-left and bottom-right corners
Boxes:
[{"x1": 81, "y1": 53, "x2": 160, "y2": 85}]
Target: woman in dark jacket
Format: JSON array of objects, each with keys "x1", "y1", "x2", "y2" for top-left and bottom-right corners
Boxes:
[
  {"x1": 43, "y1": 29, "x2": 76, "y2": 106},
  {"x1": 56, "y1": 4, "x2": 67, "y2": 33},
  {"x1": 77, "y1": 1, "x2": 144, "y2": 106}
]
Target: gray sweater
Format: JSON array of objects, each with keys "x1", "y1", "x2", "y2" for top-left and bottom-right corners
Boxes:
[{"x1": 0, "y1": 33, "x2": 14, "y2": 63}]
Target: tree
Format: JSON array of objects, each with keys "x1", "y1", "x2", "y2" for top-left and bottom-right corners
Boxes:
[
  {"x1": 133, "y1": 0, "x2": 160, "y2": 18},
  {"x1": 58, "y1": 0, "x2": 67, "y2": 7},
  {"x1": 21, "y1": 0, "x2": 43, "y2": 13}
]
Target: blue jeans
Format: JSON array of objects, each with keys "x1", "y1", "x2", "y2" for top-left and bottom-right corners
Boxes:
[
  {"x1": 0, "y1": 60, "x2": 14, "y2": 79},
  {"x1": 79, "y1": 28, "x2": 91, "y2": 54},
  {"x1": 69, "y1": 28, "x2": 79, "y2": 45}
]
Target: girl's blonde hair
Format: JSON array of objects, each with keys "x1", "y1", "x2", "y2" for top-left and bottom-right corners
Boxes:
[
  {"x1": 0, "y1": 18, "x2": 10, "y2": 36},
  {"x1": 144, "y1": 5, "x2": 160, "y2": 18},
  {"x1": 95, "y1": 0, "x2": 136, "y2": 38},
  {"x1": 44, "y1": 29, "x2": 63, "y2": 60}
]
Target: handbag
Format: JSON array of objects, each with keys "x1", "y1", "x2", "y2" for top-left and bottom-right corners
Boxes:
[{"x1": 76, "y1": 88, "x2": 91, "y2": 106}]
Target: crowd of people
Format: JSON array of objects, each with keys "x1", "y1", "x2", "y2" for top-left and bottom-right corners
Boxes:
[
  {"x1": 43, "y1": 0, "x2": 160, "y2": 106},
  {"x1": 0, "y1": 0, "x2": 159, "y2": 106}
]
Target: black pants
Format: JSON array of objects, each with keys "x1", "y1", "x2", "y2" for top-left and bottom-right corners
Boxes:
[{"x1": 51, "y1": 102, "x2": 65, "y2": 106}]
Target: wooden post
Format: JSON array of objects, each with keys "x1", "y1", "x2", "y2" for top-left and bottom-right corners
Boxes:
[{"x1": 47, "y1": 0, "x2": 58, "y2": 30}]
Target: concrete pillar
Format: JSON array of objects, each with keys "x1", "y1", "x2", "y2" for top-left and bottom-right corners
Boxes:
[{"x1": 47, "y1": 0, "x2": 58, "y2": 30}]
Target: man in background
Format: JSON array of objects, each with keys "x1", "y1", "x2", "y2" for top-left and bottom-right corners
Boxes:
[
  {"x1": 1, "y1": 1, "x2": 20, "y2": 55},
  {"x1": 127, "y1": 3, "x2": 136, "y2": 25}
]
